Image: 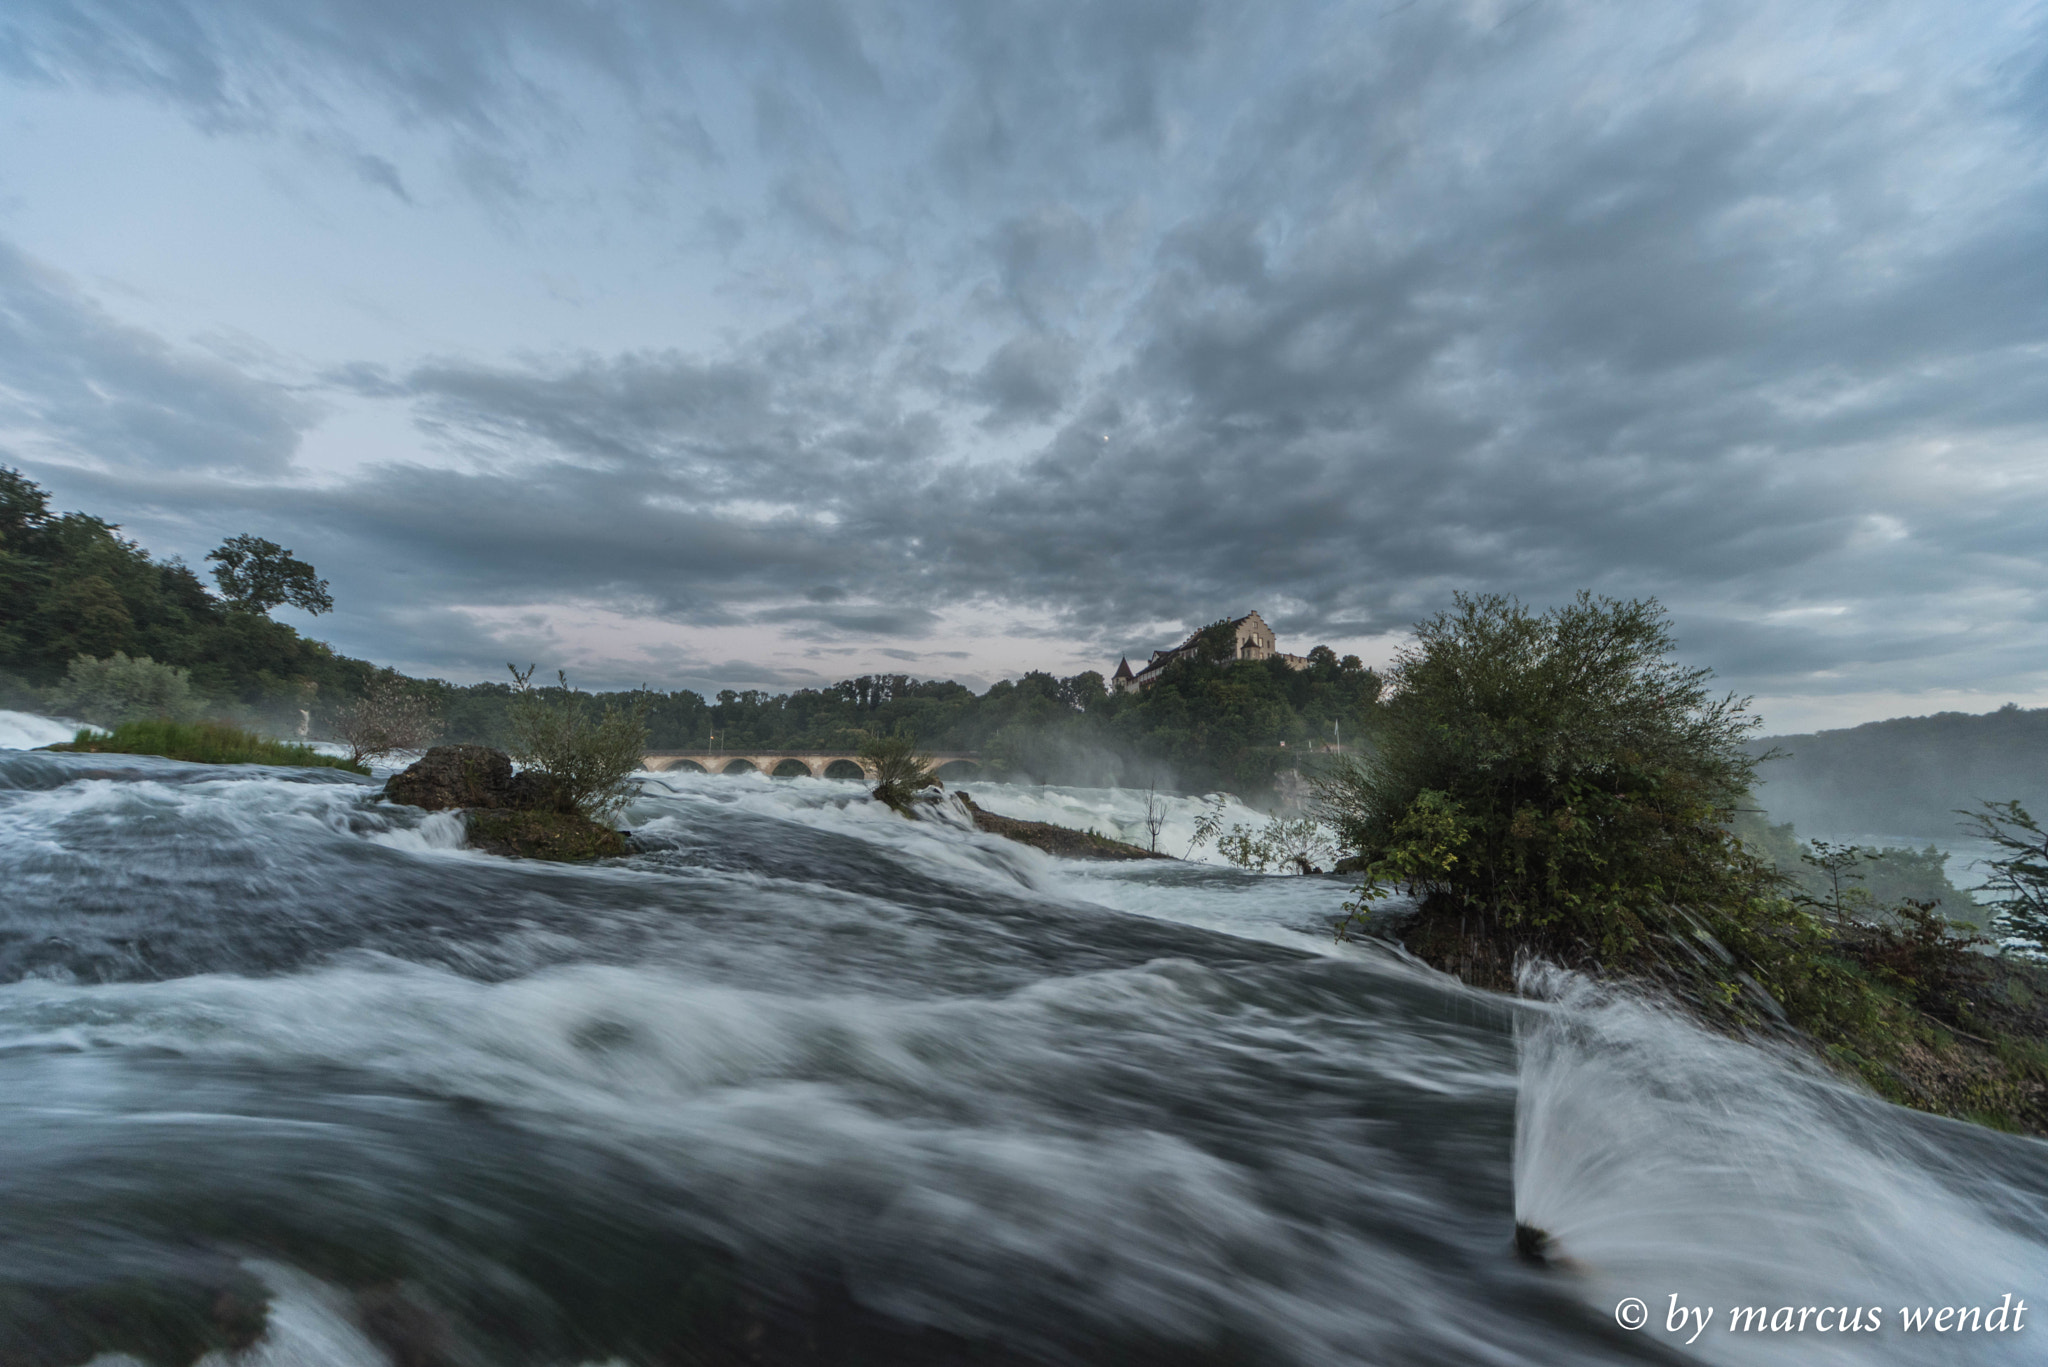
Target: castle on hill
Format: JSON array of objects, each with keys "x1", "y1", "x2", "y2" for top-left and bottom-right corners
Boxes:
[{"x1": 1111, "y1": 611, "x2": 1311, "y2": 693}]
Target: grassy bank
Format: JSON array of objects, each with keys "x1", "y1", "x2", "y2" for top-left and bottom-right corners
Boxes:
[{"x1": 49, "y1": 720, "x2": 368, "y2": 774}]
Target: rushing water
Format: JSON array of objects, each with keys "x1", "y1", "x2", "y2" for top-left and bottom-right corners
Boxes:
[{"x1": 1, "y1": 726, "x2": 2044, "y2": 1366}]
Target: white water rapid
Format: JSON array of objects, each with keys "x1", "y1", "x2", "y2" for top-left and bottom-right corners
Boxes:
[{"x1": 0, "y1": 734, "x2": 2040, "y2": 1365}]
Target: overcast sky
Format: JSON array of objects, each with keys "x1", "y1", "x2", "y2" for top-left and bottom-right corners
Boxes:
[{"x1": 3, "y1": 0, "x2": 2046, "y2": 732}]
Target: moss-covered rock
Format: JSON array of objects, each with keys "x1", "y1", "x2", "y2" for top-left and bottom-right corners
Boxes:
[
  {"x1": 382, "y1": 745, "x2": 565, "y2": 812},
  {"x1": 381, "y1": 745, "x2": 622, "y2": 861},
  {"x1": 463, "y1": 808, "x2": 629, "y2": 862}
]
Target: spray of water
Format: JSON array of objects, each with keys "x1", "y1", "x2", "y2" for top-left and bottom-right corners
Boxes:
[{"x1": 0, "y1": 720, "x2": 2042, "y2": 1364}]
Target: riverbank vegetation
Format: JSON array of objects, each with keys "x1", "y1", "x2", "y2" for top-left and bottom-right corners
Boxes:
[
  {"x1": 2, "y1": 469, "x2": 379, "y2": 720},
  {"x1": 4, "y1": 469, "x2": 1375, "y2": 799},
  {"x1": 426, "y1": 644, "x2": 1381, "y2": 798},
  {"x1": 1321, "y1": 593, "x2": 2048, "y2": 1134},
  {"x1": 49, "y1": 720, "x2": 366, "y2": 774},
  {"x1": 1727, "y1": 811, "x2": 1973, "y2": 913}
]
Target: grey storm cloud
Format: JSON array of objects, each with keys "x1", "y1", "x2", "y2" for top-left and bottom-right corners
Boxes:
[
  {"x1": 0, "y1": 243, "x2": 310, "y2": 473},
  {"x1": 972, "y1": 333, "x2": 1080, "y2": 427},
  {"x1": 4, "y1": 0, "x2": 2048, "y2": 715}
]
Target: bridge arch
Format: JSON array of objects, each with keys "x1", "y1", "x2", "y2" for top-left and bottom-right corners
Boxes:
[
  {"x1": 823, "y1": 759, "x2": 867, "y2": 781},
  {"x1": 718, "y1": 758, "x2": 758, "y2": 775},
  {"x1": 663, "y1": 759, "x2": 707, "y2": 774},
  {"x1": 933, "y1": 758, "x2": 982, "y2": 781},
  {"x1": 771, "y1": 758, "x2": 813, "y2": 778}
]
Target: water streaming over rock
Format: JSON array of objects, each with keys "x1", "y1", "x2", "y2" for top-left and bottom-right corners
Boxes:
[{"x1": 0, "y1": 728, "x2": 2042, "y2": 1365}]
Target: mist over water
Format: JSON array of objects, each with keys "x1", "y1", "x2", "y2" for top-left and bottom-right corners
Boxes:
[{"x1": 1, "y1": 735, "x2": 2043, "y2": 1364}]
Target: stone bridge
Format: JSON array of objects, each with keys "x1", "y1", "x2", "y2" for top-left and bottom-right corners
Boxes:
[{"x1": 641, "y1": 751, "x2": 984, "y2": 781}]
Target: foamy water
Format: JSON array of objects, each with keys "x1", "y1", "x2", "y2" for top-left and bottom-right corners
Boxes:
[
  {"x1": 1, "y1": 727, "x2": 2041, "y2": 1365},
  {"x1": 0, "y1": 707, "x2": 79, "y2": 750}
]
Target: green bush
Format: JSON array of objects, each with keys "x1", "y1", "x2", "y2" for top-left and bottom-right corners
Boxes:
[
  {"x1": 1315, "y1": 591, "x2": 2048, "y2": 1133},
  {"x1": 860, "y1": 732, "x2": 939, "y2": 813},
  {"x1": 1215, "y1": 815, "x2": 1336, "y2": 873},
  {"x1": 1320, "y1": 592, "x2": 1767, "y2": 962},
  {"x1": 53, "y1": 652, "x2": 203, "y2": 727},
  {"x1": 505, "y1": 667, "x2": 650, "y2": 823},
  {"x1": 51, "y1": 719, "x2": 365, "y2": 773}
]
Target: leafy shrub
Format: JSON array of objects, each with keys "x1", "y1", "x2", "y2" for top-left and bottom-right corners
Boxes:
[
  {"x1": 505, "y1": 666, "x2": 650, "y2": 823},
  {"x1": 1215, "y1": 815, "x2": 1336, "y2": 873},
  {"x1": 52, "y1": 719, "x2": 365, "y2": 772},
  {"x1": 54, "y1": 652, "x2": 203, "y2": 727},
  {"x1": 1319, "y1": 592, "x2": 1767, "y2": 962},
  {"x1": 1312, "y1": 592, "x2": 2048, "y2": 1133},
  {"x1": 861, "y1": 732, "x2": 939, "y2": 813}
]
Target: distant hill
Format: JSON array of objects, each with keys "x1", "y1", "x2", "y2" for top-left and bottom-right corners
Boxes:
[{"x1": 1746, "y1": 704, "x2": 2048, "y2": 838}]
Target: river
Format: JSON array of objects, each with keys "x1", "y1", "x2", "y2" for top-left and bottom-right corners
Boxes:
[{"x1": 1, "y1": 722, "x2": 2043, "y2": 1365}]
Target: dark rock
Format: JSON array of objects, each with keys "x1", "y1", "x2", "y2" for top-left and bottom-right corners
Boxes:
[
  {"x1": 505, "y1": 768, "x2": 575, "y2": 813},
  {"x1": 382, "y1": 746, "x2": 578, "y2": 815},
  {"x1": 956, "y1": 792, "x2": 1171, "y2": 862},
  {"x1": 1514, "y1": 1222, "x2": 1555, "y2": 1264},
  {"x1": 382, "y1": 745, "x2": 518, "y2": 811}
]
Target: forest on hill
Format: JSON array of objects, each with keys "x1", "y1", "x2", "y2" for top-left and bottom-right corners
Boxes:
[
  {"x1": 0, "y1": 469, "x2": 377, "y2": 709},
  {"x1": 0, "y1": 468, "x2": 1379, "y2": 798},
  {"x1": 1748, "y1": 705, "x2": 2048, "y2": 838},
  {"x1": 430, "y1": 647, "x2": 1380, "y2": 797}
]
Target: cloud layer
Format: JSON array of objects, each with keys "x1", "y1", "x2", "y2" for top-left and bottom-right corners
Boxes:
[{"x1": 3, "y1": 0, "x2": 2046, "y2": 727}]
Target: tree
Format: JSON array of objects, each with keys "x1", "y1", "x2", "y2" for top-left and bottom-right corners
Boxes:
[
  {"x1": 1956, "y1": 800, "x2": 2048, "y2": 950},
  {"x1": 1190, "y1": 619, "x2": 1238, "y2": 664},
  {"x1": 333, "y1": 677, "x2": 444, "y2": 766},
  {"x1": 1142, "y1": 782, "x2": 1167, "y2": 852},
  {"x1": 1320, "y1": 592, "x2": 1767, "y2": 963},
  {"x1": 207, "y1": 535, "x2": 333, "y2": 616},
  {"x1": 1794, "y1": 839, "x2": 1871, "y2": 923},
  {"x1": 1, "y1": 466, "x2": 52, "y2": 547}
]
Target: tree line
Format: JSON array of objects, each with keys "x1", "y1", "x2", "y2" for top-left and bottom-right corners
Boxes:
[
  {"x1": 0, "y1": 467, "x2": 1379, "y2": 798},
  {"x1": 1, "y1": 468, "x2": 372, "y2": 714}
]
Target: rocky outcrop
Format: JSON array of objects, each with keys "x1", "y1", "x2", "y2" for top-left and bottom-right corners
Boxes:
[
  {"x1": 956, "y1": 792, "x2": 1171, "y2": 862},
  {"x1": 381, "y1": 745, "x2": 568, "y2": 813},
  {"x1": 382, "y1": 745, "x2": 624, "y2": 861}
]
